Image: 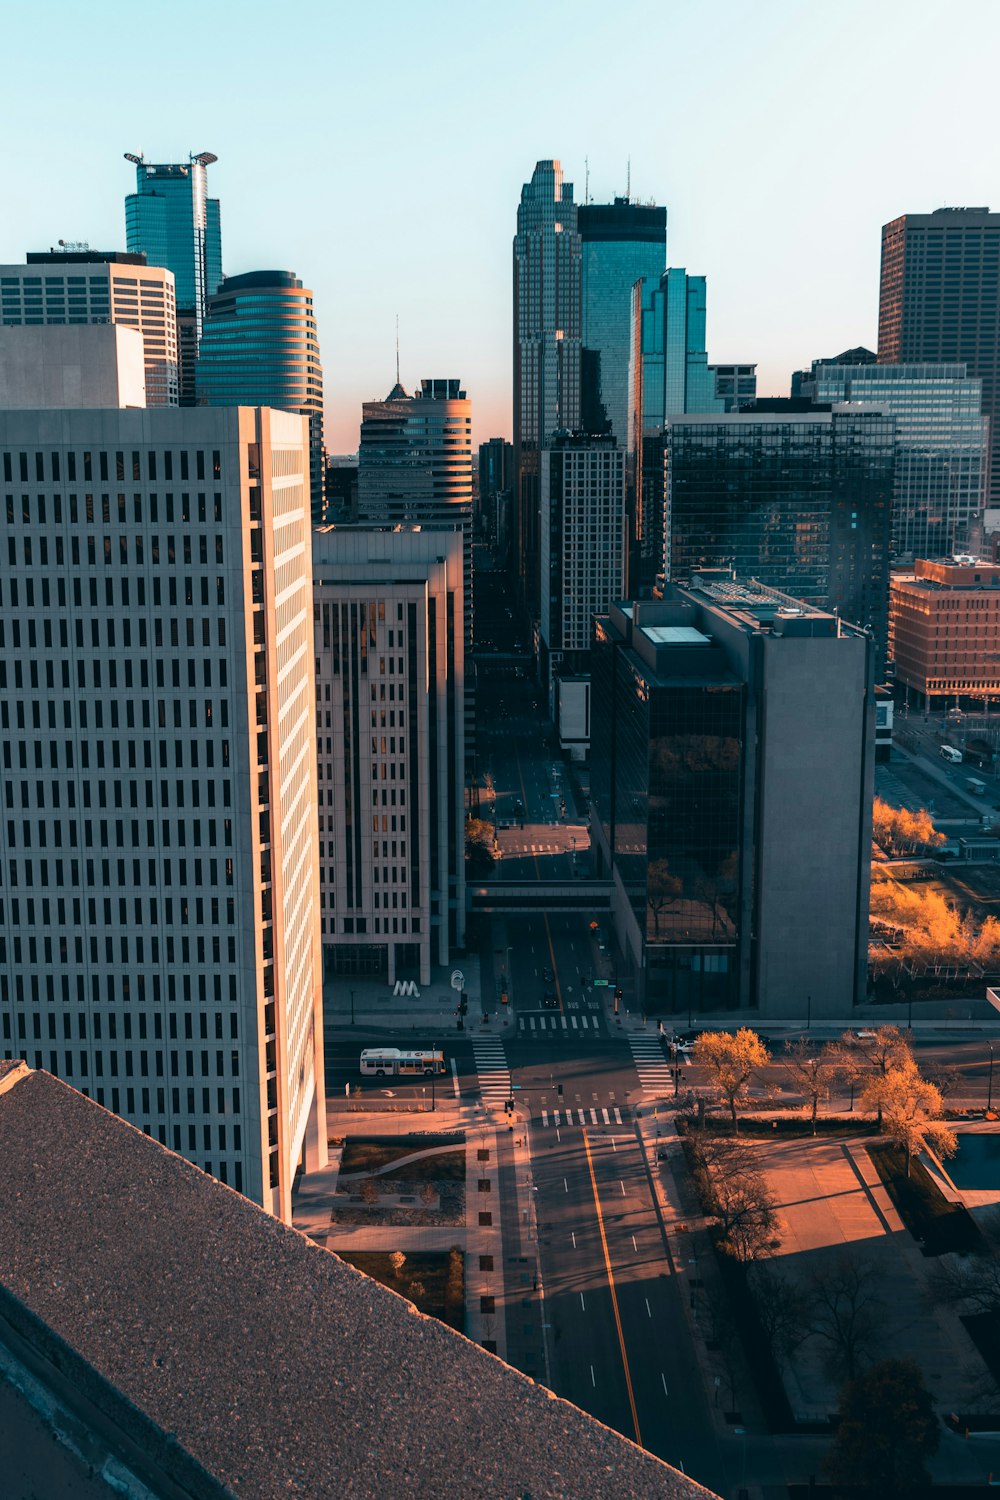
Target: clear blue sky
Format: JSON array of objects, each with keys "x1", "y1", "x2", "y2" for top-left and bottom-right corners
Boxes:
[{"x1": 2, "y1": 0, "x2": 998, "y2": 451}]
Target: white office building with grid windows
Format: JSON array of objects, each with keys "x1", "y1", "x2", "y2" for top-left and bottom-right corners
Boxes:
[{"x1": 0, "y1": 380, "x2": 326, "y2": 1223}]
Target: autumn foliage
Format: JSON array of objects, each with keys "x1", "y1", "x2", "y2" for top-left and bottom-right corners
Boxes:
[
  {"x1": 871, "y1": 797, "x2": 946, "y2": 857},
  {"x1": 869, "y1": 869, "x2": 1000, "y2": 972}
]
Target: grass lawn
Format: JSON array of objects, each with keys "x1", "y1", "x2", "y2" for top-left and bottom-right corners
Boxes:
[
  {"x1": 867, "y1": 1140, "x2": 985, "y2": 1255},
  {"x1": 341, "y1": 1135, "x2": 466, "y2": 1182},
  {"x1": 339, "y1": 1248, "x2": 465, "y2": 1331}
]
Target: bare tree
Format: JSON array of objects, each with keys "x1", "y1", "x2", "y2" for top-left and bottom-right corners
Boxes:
[
  {"x1": 807, "y1": 1256, "x2": 885, "y2": 1382},
  {"x1": 783, "y1": 1039, "x2": 836, "y2": 1133},
  {"x1": 694, "y1": 1028, "x2": 771, "y2": 1131},
  {"x1": 688, "y1": 1134, "x2": 777, "y2": 1262},
  {"x1": 748, "y1": 1262, "x2": 809, "y2": 1368}
]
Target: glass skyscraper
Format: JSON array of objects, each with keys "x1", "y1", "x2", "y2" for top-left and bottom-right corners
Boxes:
[
  {"x1": 811, "y1": 362, "x2": 987, "y2": 560},
  {"x1": 879, "y1": 207, "x2": 1000, "y2": 508},
  {"x1": 663, "y1": 408, "x2": 896, "y2": 668},
  {"x1": 578, "y1": 199, "x2": 666, "y2": 445},
  {"x1": 628, "y1": 268, "x2": 723, "y2": 585},
  {"x1": 124, "y1": 151, "x2": 222, "y2": 404},
  {"x1": 196, "y1": 270, "x2": 325, "y2": 524},
  {"x1": 513, "y1": 161, "x2": 581, "y2": 615}
]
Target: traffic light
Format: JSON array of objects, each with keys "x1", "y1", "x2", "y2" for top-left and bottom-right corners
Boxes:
[
  {"x1": 500, "y1": 988, "x2": 508, "y2": 1006},
  {"x1": 459, "y1": 992, "x2": 468, "y2": 1016}
]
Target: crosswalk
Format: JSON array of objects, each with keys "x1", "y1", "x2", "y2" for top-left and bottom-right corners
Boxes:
[
  {"x1": 628, "y1": 1034, "x2": 676, "y2": 1095},
  {"x1": 471, "y1": 1036, "x2": 511, "y2": 1104},
  {"x1": 538, "y1": 1106, "x2": 623, "y2": 1128},
  {"x1": 516, "y1": 1013, "x2": 601, "y2": 1034}
]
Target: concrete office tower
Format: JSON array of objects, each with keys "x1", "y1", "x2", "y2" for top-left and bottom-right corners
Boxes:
[
  {"x1": 539, "y1": 434, "x2": 626, "y2": 683},
  {"x1": 0, "y1": 346, "x2": 326, "y2": 1222},
  {"x1": 578, "y1": 198, "x2": 667, "y2": 444},
  {"x1": 662, "y1": 406, "x2": 896, "y2": 668},
  {"x1": 710, "y1": 363, "x2": 757, "y2": 412},
  {"x1": 880, "y1": 208, "x2": 1000, "y2": 508},
  {"x1": 513, "y1": 161, "x2": 581, "y2": 615},
  {"x1": 1, "y1": 252, "x2": 178, "y2": 405},
  {"x1": 628, "y1": 268, "x2": 723, "y2": 587},
  {"x1": 811, "y1": 362, "x2": 988, "y2": 560},
  {"x1": 313, "y1": 527, "x2": 465, "y2": 986},
  {"x1": 197, "y1": 270, "x2": 326, "y2": 526},
  {"x1": 0, "y1": 324, "x2": 146, "y2": 408},
  {"x1": 591, "y1": 583, "x2": 874, "y2": 1019},
  {"x1": 124, "y1": 151, "x2": 222, "y2": 404}
]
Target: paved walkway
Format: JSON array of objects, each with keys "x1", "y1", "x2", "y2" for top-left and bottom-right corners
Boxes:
[{"x1": 338, "y1": 1142, "x2": 462, "y2": 1182}]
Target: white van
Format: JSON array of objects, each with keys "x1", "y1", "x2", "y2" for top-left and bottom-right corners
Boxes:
[{"x1": 940, "y1": 745, "x2": 963, "y2": 764}]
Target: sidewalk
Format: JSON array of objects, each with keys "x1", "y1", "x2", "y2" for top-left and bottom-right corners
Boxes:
[{"x1": 322, "y1": 953, "x2": 483, "y2": 1035}]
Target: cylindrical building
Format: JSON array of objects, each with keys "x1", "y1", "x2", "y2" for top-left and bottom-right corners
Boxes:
[{"x1": 196, "y1": 270, "x2": 325, "y2": 523}]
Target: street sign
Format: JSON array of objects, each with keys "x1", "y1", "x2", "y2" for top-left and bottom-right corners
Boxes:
[
  {"x1": 593, "y1": 979, "x2": 609, "y2": 987},
  {"x1": 450, "y1": 969, "x2": 465, "y2": 991}
]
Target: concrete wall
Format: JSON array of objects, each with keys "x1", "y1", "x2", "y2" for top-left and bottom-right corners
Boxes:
[{"x1": 0, "y1": 324, "x2": 146, "y2": 408}]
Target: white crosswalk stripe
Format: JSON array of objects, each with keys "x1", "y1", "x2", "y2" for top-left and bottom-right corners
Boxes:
[
  {"x1": 628, "y1": 1034, "x2": 675, "y2": 1096},
  {"x1": 534, "y1": 1102, "x2": 624, "y2": 1128},
  {"x1": 517, "y1": 1013, "x2": 597, "y2": 1033},
  {"x1": 472, "y1": 1037, "x2": 511, "y2": 1103}
]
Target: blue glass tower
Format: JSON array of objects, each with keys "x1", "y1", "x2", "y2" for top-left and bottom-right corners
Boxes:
[{"x1": 124, "y1": 151, "x2": 222, "y2": 404}]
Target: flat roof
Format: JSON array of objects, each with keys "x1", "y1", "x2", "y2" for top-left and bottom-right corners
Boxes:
[
  {"x1": 642, "y1": 625, "x2": 712, "y2": 646},
  {"x1": 0, "y1": 1064, "x2": 711, "y2": 1500}
]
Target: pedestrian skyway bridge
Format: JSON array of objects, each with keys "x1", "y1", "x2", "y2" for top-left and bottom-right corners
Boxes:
[{"x1": 468, "y1": 881, "x2": 613, "y2": 914}]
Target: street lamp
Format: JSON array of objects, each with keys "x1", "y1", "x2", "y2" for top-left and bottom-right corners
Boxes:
[
  {"x1": 350, "y1": 988, "x2": 355, "y2": 1027},
  {"x1": 988, "y1": 1041, "x2": 995, "y2": 1114}
]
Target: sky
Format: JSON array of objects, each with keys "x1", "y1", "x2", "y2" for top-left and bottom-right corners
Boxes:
[{"x1": 2, "y1": 0, "x2": 999, "y2": 453}]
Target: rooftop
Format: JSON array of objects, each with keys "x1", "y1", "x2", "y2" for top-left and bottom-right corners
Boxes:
[{"x1": 0, "y1": 1062, "x2": 712, "y2": 1500}]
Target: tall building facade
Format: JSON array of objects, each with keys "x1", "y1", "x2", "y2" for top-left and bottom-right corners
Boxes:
[
  {"x1": 313, "y1": 527, "x2": 466, "y2": 985},
  {"x1": 197, "y1": 270, "x2": 325, "y2": 525},
  {"x1": 889, "y1": 557, "x2": 1000, "y2": 706},
  {"x1": 578, "y1": 199, "x2": 667, "y2": 444},
  {"x1": 591, "y1": 584, "x2": 874, "y2": 1019},
  {"x1": 662, "y1": 407, "x2": 896, "y2": 665},
  {"x1": 811, "y1": 362, "x2": 987, "y2": 560},
  {"x1": 628, "y1": 268, "x2": 723, "y2": 587},
  {"x1": 124, "y1": 152, "x2": 222, "y2": 404},
  {"x1": 539, "y1": 435, "x2": 626, "y2": 682},
  {"x1": 1, "y1": 253, "x2": 178, "y2": 405},
  {"x1": 477, "y1": 436, "x2": 513, "y2": 551},
  {"x1": 710, "y1": 363, "x2": 757, "y2": 412},
  {"x1": 513, "y1": 161, "x2": 581, "y2": 614},
  {"x1": 0, "y1": 386, "x2": 326, "y2": 1223},
  {"x1": 879, "y1": 207, "x2": 1000, "y2": 507}
]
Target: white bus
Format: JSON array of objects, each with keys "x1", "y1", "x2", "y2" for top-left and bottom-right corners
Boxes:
[{"x1": 359, "y1": 1047, "x2": 446, "y2": 1078}]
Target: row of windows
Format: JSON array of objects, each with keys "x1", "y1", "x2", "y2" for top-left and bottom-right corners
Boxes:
[
  {"x1": 1, "y1": 450, "x2": 221, "y2": 484},
  {"x1": 7, "y1": 1006, "x2": 238, "y2": 1042},
  {"x1": 4, "y1": 968, "x2": 238, "y2": 1008}
]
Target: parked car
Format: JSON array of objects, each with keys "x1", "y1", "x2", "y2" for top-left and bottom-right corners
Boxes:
[{"x1": 543, "y1": 989, "x2": 558, "y2": 1008}]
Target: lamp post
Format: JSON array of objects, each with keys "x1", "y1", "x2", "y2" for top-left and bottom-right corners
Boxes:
[
  {"x1": 432, "y1": 1045, "x2": 437, "y2": 1113},
  {"x1": 806, "y1": 993, "x2": 812, "y2": 1032},
  {"x1": 350, "y1": 988, "x2": 355, "y2": 1027},
  {"x1": 988, "y1": 1040, "x2": 995, "y2": 1114}
]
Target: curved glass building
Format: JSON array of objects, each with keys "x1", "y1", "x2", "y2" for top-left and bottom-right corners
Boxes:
[{"x1": 196, "y1": 270, "x2": 325, "y2": 523}]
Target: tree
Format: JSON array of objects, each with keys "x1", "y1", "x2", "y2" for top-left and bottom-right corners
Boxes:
[
  {"x1": 688, "y1": 1135, "x2": 777, "y2": 1262},
  {"x1": 806, "y1": 1256, "x2": 885, "y2": 1382},
  {"x1": 748, "y1": 1263, "x2": 808, "y2": 1368},
  {"x1": 465, "y1": 817, "x2": 496, "y2": 878},
  {"x1": 388, "y1": 1250, "x2": 407, "y2": 1275},
  {"x1": 835, "y1": 1026, "x2": 913, "y2": 1126},
  {"x1": 872, "y1": 797, "x2": 946, "y2": 857},
  {"x1": 646, "y1": 858, "x2": 682, "y2": 938},
  {"x1": 783, "y1": 1039, "x2": 836, "y2": 1133},
  {"x1": 694, "y1": 1028, "x2": 770, "y2": 1131},
  {"x1": 863, "y1": 1057, "x2": 957, "y2": 1177},
  {"x1": 825, "y1": 1358, "x2": 939, "y2": 1498}
]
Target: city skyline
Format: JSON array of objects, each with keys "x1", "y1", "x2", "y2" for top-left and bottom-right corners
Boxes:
[{"x1": 2, "y1": 1, "x2": 999, "y2": 450}]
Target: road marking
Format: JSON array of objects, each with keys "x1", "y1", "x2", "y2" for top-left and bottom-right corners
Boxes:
[
  {"x1": 556, "y1": 1128, "x2": 561, "y2": 1143},
  {"x1": 541, "y1": 1110, "x2": 549, "y2": 1126},
  {"x1": 590, "y1": 1108, "x2": 598, "y2": 1124},
  {"x1": 554, "y1": 1110, "x2": 560, "y2": 1126},
  {"x1": 613, "y1": 1107, "x2": 622, "y2": 1124},
  {"x1": 579, "y1": 1292, "x2": 586, "y2": 1311},
  {"x1": 571, "y1": 1231, "x2": 576, "y2": 1249},
  {"x1": 632, "y1": 1235, "x2": 638, "y2": 1252},
  {"x1": 591, "y1": 1365, "x2": 596, "y2": 1387},
  {"x1": 661, "y1": 1373, "x2": 668, "y2": 1397},
  {"x1": 602, "y1": 1107, "x2": 610, "y2": 1124},
  {"x1": 583, "y1": 1130, "x2": 643, "y2": 1449},
  {"x1": 529, "y1": 1016, "x2": 536, "y2": 1030},
  {"x1": 620, "y1": 1180, "x2": 626, "y2": 1196},
  {"x1": 564, "y1": 1178, "x2": 569, "y2": 1192},
  {"x1": 571, "y1": 1015, "x2": 578, "y2": 1029},
  {"x1": 645, "y1": 1298, "x2": 651, "y2": 1318},
  {"x1": 611, "y1": 1138, "x2": 617, "y2": 1152},
  {"x1": 451, "y1": 1058, "x2": 460, "y2": 1096}
]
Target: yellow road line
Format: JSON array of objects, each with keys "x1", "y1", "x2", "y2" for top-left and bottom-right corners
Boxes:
[{"x1": 583, "y1": 1130, "x2": 642, "y2": 1449}]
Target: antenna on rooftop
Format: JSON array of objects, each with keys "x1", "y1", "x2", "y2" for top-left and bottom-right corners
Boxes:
[
  {"x1": 626, "y1": 156, "x2": 631, "y2": 201},
  {"x1": 585, "y1": 156, "x2": 589, "y2": 205},
  {"x1": 395, "y1": 314, "x2": 400, "y2": 385}
]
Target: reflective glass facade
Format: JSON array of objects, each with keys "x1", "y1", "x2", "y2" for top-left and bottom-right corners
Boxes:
[
  {"x1": 578, "y1": 200, "x2": 666, "y2": 445},
  {"x1": 812, "y1": 363, "x2": 987, "y2": 560},
  {"x1": 880, "y1": 208, "x2": 1000, "y2": 508},
  {"x1": 664, "y1": 410, "x2": 896, "y2": 666},
  {"x1": 197, "y1": 271, "x2": 325, "y2": 525}
]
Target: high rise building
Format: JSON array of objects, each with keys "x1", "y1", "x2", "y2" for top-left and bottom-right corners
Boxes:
[
  {"x1": 578, "y1": 198, "x2": 667, "y2": 445},
  {"x1": 0, "y1": 252, "x2": 178, "y2": 405},
  {"x1": 313, "y1": 527, "x2": 466, "y2": 985},
  {"x1": 477, "y1": 436, "x2": 513, "y2": 550},
  {"x1": 628, "y1": 269, "x2": 723, "y2": 587},
  {"x1": 197, "y1": 270, "x2": 326, "y2": 526},
  {"x1": 124, "y1": 151, "x2": 222, "y2": 404},
  {"x1": 0, "y1": 334, "x2": 326, "y2": 1223},
  {"x1": 889, "y1": 557, "x2": 1000, "y2": 707},
  {"x1": 791, "y1": 346, "x2": 876, "y2": 400},
  {"x1": 710, "y1": 363, "x2": 757, "y2": 412},
  {"x1": 811, "y1": 362, "x2": 987, "y2": 560},
  {"x1": 591, "y1": 583, "x2": 874, "y2": 1019},
  {"x1": 662, "y1": 407, "x2": 896, "y2": 665},
  {"x1": 513, "y1": 161, "x2": 581, "y2": 613},
  {"x1": 539, "y1": 434, "x2": 626, "y2": 683},
  {"x1": 879, "y1": 207, "x2": 1000, "y2": 507}
]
